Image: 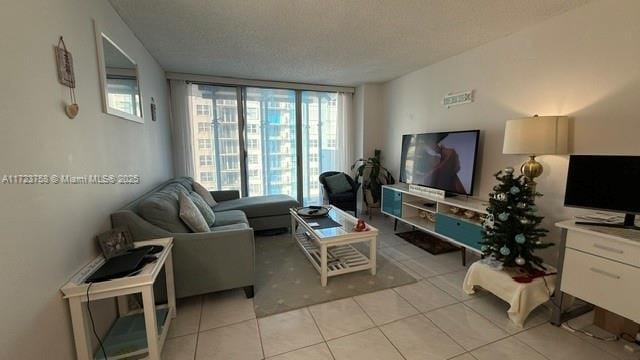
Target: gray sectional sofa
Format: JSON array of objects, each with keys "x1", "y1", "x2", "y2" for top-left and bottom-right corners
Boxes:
[{"x1": 111, "y1": 177, "x2": 298, "y2": 299}]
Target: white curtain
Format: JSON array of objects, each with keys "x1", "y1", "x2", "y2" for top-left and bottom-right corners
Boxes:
[
  {"x1": 169, "y1": 80, "x2": 196, "y2": 177},
  {"x1": 336, "y1": 92, "x2": 355, "y2": 175}
]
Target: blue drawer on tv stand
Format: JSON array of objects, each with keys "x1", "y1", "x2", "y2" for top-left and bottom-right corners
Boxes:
[
  {"x1": 435, "y1": 213, "x2": 483, "y2": 251},
  {"x1": 382, "y1": 187, "x2": 402, "y2": 218}
]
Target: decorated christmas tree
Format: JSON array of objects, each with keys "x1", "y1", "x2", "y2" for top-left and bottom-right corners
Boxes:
[{"x1": 480, "y1": 167, "x2": 552, "y2": 271}]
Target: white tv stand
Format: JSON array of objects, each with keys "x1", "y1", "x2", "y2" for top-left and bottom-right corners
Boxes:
[{"x1": 381, "y1": 183, "x2": 489, "y2": 264}]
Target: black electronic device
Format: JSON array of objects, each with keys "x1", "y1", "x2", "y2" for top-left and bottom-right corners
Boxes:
[
  {"x1": 136, "y1": 244, "x2": 164, "y2": 255},
  {"x1": 85, "y1": 247, "x2": 151, "y2": 283},
  {"x1": 564, "y1": 155, "x2": 640, "y2": 230}
]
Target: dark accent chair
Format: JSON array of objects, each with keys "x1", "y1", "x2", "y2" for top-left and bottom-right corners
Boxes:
[{"x1": 319, "y1": 171, "x2": 360, "y2": 215}]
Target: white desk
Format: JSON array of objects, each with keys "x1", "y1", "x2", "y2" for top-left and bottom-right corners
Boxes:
[
  {"x1": 552, "y1": 221, "x2": 640, "y2": 325},
  {"x1": 61, "y1": 238, "x2": 175, "y2": 360}
]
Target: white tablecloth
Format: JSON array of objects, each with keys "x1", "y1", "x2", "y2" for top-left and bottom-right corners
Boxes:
[{"x1": 462, "y1": 261, "x2": 556, "y2": 327}]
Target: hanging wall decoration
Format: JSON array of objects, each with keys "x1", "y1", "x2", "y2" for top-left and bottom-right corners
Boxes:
[{"x1": 55, "y1": 36, "x2": 79, "y2": 119}]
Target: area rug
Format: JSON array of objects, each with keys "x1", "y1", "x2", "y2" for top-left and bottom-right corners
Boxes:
[
  {"x1": 395, "y1": 230, "x2": 460, "y2": 255},
  {"x1": 253, "y1": 233, "x2": 417, "y2": 317}
]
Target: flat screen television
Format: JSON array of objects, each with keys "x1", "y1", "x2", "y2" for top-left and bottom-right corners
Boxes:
[
  {"x1": 564, "y1": 155, "x2": 640, "y2": 229},
  {"x1": 399, "y1": 130, "x2": 480, "y2": 196}
]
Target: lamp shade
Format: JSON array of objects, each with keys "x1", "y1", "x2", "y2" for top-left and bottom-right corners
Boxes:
[{"x1": 502, "y1": 116, "x2": 568, "y2": 155}]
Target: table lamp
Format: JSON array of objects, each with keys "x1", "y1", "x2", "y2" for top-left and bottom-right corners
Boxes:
[{"x1": 502, "y1": 115, "x2": 569, "y2": 189}]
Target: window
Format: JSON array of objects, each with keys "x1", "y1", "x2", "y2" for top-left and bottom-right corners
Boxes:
[
  {"x1": 247, "y1": 139, "x2": 258, "y2": 149},
  {"x1": 190, "y1": 85, "x2": 242, "y2": 192},
  {"x1": 196, "y1": 104, "x2": 210, "y2": 116},
  {"x1": 248, "y1": 154, "x2": 259, "y2": 165},
  {"x1": 200, "y1": 155, "x2": 213, "y2": 166},
  {"x1": 188, "y1": 84, "x2": 344, "y2": 203},
  {"x1": 200, "y1": 172, "x2": 214, "y2": 182},
  {"x1": 246, "y1": 107, "x2": 259, "y2": 120},
  {"x1": 302, "y1": 91, "x2": 339, "y2": 205},
  {"x1": 246, "y1": 88, "x2": 297, "y2": 198}
]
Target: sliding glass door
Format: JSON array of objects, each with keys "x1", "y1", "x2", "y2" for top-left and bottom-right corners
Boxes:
[
  {"x1": 245, "y1": 88, "x2": 297, "y2": 198},
  {"x1": 301, "y1": 91, "x2": 339, "y2": 205},
  {"x1": 188, "y1": 84, "x2": 343, "y2": 205},
  {"x1": 190, "y1": 84, "x2": 242, "y2": 192}
]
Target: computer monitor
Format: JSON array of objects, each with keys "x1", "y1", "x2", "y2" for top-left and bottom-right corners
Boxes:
[{"x1": 564, "y1": 155, "x2": 640, "y2": 229}]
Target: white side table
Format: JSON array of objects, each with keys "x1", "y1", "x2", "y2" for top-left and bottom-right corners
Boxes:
[
  {"x1": 61, "y1": 238, "x2": 175, "y2": 360},
  {"x1": 463, "y1": 260, "x2": 556, "y2": 327}
]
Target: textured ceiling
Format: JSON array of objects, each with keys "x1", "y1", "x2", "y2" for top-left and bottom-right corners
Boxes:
[{"x1": 109, "y1": 0, "x2": 590, "y2": 86}]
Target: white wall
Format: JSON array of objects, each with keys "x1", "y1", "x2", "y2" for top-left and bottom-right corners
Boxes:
[
  {"x1": 0, "y1": 1, "x2": 173, "y2": 358},
  {"x1": 354, "y1": 84, "x2": 386, "y2": 160},
  {"x1": 381, "y1": 0, "x2": 640, "y2": 264}
]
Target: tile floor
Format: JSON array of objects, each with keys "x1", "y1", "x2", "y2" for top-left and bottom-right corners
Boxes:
[{"x1": 162, "y1": 215, "x2": 637, "y2": 360}]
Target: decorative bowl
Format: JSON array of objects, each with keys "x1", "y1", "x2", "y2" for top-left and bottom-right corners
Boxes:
[
  {"x1": 449, "y1": 207, "x2": 460, "y2": 215},
  {"x1": 464, "y1": 210, "x2": 476, "y2": 219}
]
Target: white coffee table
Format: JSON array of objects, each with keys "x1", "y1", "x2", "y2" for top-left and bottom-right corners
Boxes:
[{"x1": 290, "y1": 206, "x2": 378, "y2": 286}]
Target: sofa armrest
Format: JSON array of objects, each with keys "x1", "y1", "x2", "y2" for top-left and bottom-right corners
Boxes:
[
  {"x1": 211, "y1": 190, "x2": 240, "y2": 202},
  {"x1": 171, "y1": 228, "x2": 255, "y2": 297}
]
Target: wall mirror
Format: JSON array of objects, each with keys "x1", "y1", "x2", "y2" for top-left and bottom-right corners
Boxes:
[{"x1": 95, "y1": 22, "x2": 143, "y2": 123}]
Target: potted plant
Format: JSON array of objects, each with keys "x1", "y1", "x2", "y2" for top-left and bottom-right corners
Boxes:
[{"x1": 351, "y1": 149, "x2": 395, "y2": 207}]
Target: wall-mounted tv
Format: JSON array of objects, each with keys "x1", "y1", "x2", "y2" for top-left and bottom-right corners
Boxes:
[{"x1": 399, "y1": 130, "x2": 480, "y2": 196}]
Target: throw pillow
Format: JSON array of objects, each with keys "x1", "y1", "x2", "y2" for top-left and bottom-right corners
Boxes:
[
  {"x1": 189, "y1": 192, "x2": 216, "y2": 227},
  {"x1": 325, "y1": 173, "x2": 353, "y2": 193},
  {"x1": 178, "y1": 192, "x2": 210, "y2": 233},
  {"x1": 193, "y1": 181, "x2": 217, "y2": 207}
]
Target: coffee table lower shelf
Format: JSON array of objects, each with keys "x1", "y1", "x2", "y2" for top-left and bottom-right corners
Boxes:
[{"x1": 295, "y1": 233, "x2": 375, "y2": 285}]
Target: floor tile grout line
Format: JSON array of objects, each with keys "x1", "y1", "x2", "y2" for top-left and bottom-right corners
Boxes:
[
  {"x1": 198, "y1": 315, "x2": 258, "y2": 334},
  {"x1": 351, "y1": 294, "x2": 408, "y2": 360},
  {"x1": 255, "y1": 316, "x2": 266, "y2": 360},
  {"x1": 192, "y1": 295, "x2": 204, "y2": 360},
  {"x1": 306, "y1": 306, "x2": 337, "y2": 360}
]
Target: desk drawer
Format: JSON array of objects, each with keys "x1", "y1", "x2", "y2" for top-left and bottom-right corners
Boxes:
[
  {"x1": 566, "y1": 231, "x2": 640, "y2": 267},
  {"x1": 561, "y1": 248, "x2": 640, "y2": 323},
  {"x1": 435, "y1": 213, "x2": 483, "y2": 251}
]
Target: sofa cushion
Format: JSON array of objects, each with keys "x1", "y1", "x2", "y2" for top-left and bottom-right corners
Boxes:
[
  {"x1": 137, "y1": 192, "x2": 190, "y2": 233},
  {"x1": 213, "y1": 195, "x2": 298, "y2": 218},
  {"x1": 189, "y1": 192, "x2": 216, "y2": 227},
  {"x1": 213, "y1": 210, "x2": 249, "y2": 227},
  {"x1": 169, "y1": 177, "x2": 194, "y2": 192},
  {"x1": 157, "y1": 182, "x2": 190, "y2": 200},
  {"x1": 193, "y1": 181, "x2": 217, "y2": 207},
  {"x1": 329, "y1": 191, "x2": 355, "y2": 202},
  {"x1": 179, "y1": 192, "x2": 210, "y2": 233},
  {"x1": 211, "y1": 223, "x2": 249, "y2": 232},
  {"x1": 324, "y1": 173, "x2": 352, "y2": 194}
]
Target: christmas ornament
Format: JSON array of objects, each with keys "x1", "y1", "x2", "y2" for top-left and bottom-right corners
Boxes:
[
  {"x1": 515, "y1": 233, "x2": 526, "y2": 244},
  {"x1": 481, "y1": 245, "x2": 489, "y2": 252},
  {"x1": 520, "y1": 218, "x2": 530, "y2": 225},
  {"x1": 517, "y1": 202, "x2": 527, "y2": 209},
  {"x1": 500, "y1": 246, "x2": 511, "y2": 256},
  {"x1": 498, "y1": 212, "x2": 509, "y2": 221},
  {"x1": 503, "y1": 167, "x2": 514, "y2": 174},
  {"x1": 496, "y1": 193, "x2": 507, "y2": 201},
  {"x1": 515, "y1": 256, "x2": 526, "y2": 266},
  {"x1": 510, "y1": 186, "x2": 521, "y2": 195}
]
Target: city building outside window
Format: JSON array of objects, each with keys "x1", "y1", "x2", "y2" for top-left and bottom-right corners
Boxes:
[
  {"x1": 198, "y1": 139, "x2": 211, "y2": 149},
  {"x1": 200, "y1": 155, "x2": 213, "y2": 166},
  {"x1": 196, "y1": 104, "x2": 210, "y2": 116},
  {"x1": 200, "y1": 172, "x2": 214, "y2": 182}
]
